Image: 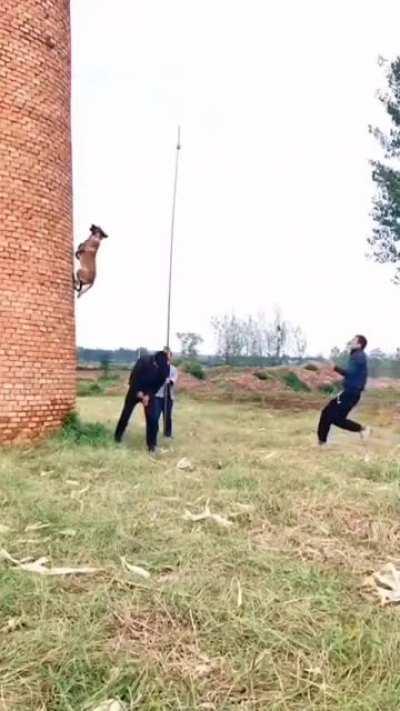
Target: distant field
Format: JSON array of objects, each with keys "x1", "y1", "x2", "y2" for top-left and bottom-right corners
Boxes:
[
  {"x1": 77, "y1": 363, "x2": 400, "y2": 410},
  {"x1": 1, "y1": 395, "x2": 400, "y2": 709}
]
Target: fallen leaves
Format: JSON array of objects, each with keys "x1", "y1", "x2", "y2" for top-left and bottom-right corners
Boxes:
[
  {"x1": 0, "y1": 549, "x2": 99, "y2": 577},
  {"x1": 363, "y1": 562, "x2": 400, "y2": 606},
  {"x1": 183, "y1": 501, "x2": 233, "y2": 528},
  {"x1": 59, "y1": 528, "x2": 77, "y2": 538},
  {"x1": 236, "y1": 579, "x2": 243, "y2": 608},
  {"x1": 24, "y1": 522, "x2": 51, "y2": 533},
  {"x1": 90, "y1": 701, "x2": 126, "y2": 711},
  {"x1": 120, "y1": 557, "x2": 151, "y2": 579},
  {"x1": 262, "y1": 451, "x2": 277, "y2": 461},
  {"x1": 1, "y1": 617, "x2": 25, "y2": 634},
  {"x1": 177, "y1": 457, "x2": 194, "y2": 471}
]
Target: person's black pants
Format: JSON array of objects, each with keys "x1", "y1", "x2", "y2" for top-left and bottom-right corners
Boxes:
[
  {"x1": 156, "y1": 396, "x2": 173, "y2": 437},
  {"x1": 318, "y1": 390, "x2": 363, "y2": 443},
  {"x1": 115, "y1": 389, "x2": 159, "y2": 451}
]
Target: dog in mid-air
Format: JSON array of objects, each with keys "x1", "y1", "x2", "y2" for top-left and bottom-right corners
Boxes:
[{"x1": 74, "y1": 224, "x2": 108, "y2": 298}]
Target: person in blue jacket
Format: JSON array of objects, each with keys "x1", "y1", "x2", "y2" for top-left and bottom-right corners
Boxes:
[{"x1": 317, "y1": 335, "x2": 369, "y2": 446}]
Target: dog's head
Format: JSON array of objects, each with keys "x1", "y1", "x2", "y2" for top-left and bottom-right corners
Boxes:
[{"x1": 90, "y1": 224, "x2": 109, "y2": 239}]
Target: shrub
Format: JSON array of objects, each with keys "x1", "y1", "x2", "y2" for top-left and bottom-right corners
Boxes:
[
  {"x1": 304, "y1": 363, "x2": 319, "y2": 372},
  {"x1": 77, "y1": 381, "x2": 102, "y2": 397},
  {"x1": 183, "y1": 360, "x2": 206, "y2": 380},
  {"x1": 253, "y1": 370, "x2": 272, "y2": 381},
  {"x1": 98, "y1": 373, "x2": 120, "y2": 387},
  {"x1": 58, "y1": 412, "x2": 111, "y2": 446},
  {"x1": 100, "y1": 356, "x2": 111, "y2": 377},
  {"x1": 281, "y1": 371, "x2": 311, "y2": 392}
]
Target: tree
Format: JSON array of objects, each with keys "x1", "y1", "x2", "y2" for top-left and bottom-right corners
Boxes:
[
  {"x1": 268, "y1": 308, "x2": 288, "y2": 362},
  {"x1": 242, "y1": 316, "x2": 263, "y2": 358},
  {"x1": 211, "y1": 309, "x2": 307, "y2": 364},
  {"x1": 176, "y1": 332, "x2": 203, "y2": 358},
  {"x1": 292, "y1": 325, "x2": 307, "y2": 360},
  {"x1": 369, "y1": 57, "x2": 400, "y2": 282},
  {"x1": 211, "y1": 314, "x2": 245, "y2": 364},
  {"x1": 330, "y1": 346, "x2": 341, "y2": 361},
  {"x1": 99, "y1": 353, "x2": 111, "y2": 376},
  {"x1": 369, "y1": 348, "x2": 386, "y2": 360}
]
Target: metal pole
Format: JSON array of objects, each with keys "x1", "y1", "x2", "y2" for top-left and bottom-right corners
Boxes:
[
  {"x1": 166, "y1": 126, "x2": 181, "y2": 349},
  {"x1": 164, "y1": 126, "x2": 181, "y2": 435}
]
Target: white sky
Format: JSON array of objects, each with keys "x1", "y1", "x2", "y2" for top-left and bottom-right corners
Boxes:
[{"x1": 71, "y1": 0, "x2": 400, "y2": 356}]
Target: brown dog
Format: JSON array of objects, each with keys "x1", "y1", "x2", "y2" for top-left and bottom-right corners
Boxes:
[{"x1": 74, "y1": 225, "x2": 108, "y2": 297}]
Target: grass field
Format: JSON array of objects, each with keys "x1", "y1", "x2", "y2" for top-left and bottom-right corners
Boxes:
[{"x1": 1, "y1": 394, "x2": 400, "y2": 710}]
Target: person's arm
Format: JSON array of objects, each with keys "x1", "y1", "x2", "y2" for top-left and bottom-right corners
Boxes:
[
  {"x1": 169, "y1": 365, "x2": 178, "y2": 386},
  {"x1": 129, "y1": 356, "x2": 148, "y2": 389},
  {"x1": 129, "y1": 360, "x2": 139, "y2": 387},
  {"x1": 334, "y1": 364, "x2": 347, "y2": 376}
]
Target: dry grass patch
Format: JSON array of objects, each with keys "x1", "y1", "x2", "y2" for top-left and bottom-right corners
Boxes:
[{"x1": 109, "y1": 606, "x2": 229, "y2": 683}]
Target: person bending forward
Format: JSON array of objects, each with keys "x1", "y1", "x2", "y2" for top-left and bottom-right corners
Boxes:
[{"x1": 114, "y1": 351, "x2": 169, "y2": 452}]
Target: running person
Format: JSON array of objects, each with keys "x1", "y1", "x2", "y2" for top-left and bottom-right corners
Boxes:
[{"x1": 317, "y1": 335, "x2": 369, "y2": 446}]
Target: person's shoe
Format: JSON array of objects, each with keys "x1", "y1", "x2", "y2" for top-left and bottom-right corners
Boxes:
[
  {"x1": 360, "y1": 427, "x2": 371, "y2": 443},
  {"x1": 318, "y1": 440, "x2": 327, "y2": 447}
]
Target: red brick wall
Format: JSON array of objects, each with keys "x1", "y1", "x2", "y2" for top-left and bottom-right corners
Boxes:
[{"x1": 0, "y1": 0, "x2": 76, "y2": 443}]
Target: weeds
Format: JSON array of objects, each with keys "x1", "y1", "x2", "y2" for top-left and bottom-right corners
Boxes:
[
  {"x1": 281, "y1": 370, "x2": 311, "y2": 392},
  {"x1": 57, "y1": 411, "x2": 111, "y2": 446},
  {"x1": 182, "y1": 360, "x2": 206, "y2": 380}
]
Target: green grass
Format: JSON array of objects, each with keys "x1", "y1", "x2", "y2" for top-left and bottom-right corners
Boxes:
[
  {"x1": 78, "y1": 381, "x2": 103, "y2": 397},
  {"x1": 78, "y1": 374, "x2": 121, "y2": 397},
  {"x1": 1, "y1": 394, "x2": 400, "y2": 709},
  {"x1": 280, "y1": 370, "x2": 311, "y2": 392},
  {"x1": 318, "y1": 382, "x2": 341, "y2": 395}
]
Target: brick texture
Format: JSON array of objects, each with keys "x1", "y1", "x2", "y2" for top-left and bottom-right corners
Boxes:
[{"x1": 0, "y1": 0, "x2": 76, "y2": 443}]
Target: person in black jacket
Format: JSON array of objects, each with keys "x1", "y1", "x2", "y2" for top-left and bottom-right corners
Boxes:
[
  {"x1": 114, "y1": 351, "x2": 169, "y2": 451},
  {"x1": 317, "y1": 335, "x2": 369, "y2": 446}
]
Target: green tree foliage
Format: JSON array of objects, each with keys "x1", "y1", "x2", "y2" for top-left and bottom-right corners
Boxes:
[
  {"x1": 370, "y1": 57, "x2": 400, "y2": 281},
  {"x1": 78, "y1": 347, "x2": 148, "y2": 366},
  {"x1": 182, "y1": 360, "x2": 206, "y2": 380},
  {"x1": 176, "y1": 332, "x2": 203, "y2": 358}
]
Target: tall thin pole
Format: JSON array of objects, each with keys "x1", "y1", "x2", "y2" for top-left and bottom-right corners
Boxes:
[
  {"x1": 164, "y1": 127, "x2": 181, "y2": 436},
  {"x1": 166, "y1": 126, "x2": 181, "y2": 349}
]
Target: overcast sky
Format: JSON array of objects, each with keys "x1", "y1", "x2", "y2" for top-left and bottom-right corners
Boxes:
[{"x1": 71, "y1": 0, "x2": 400, "y2": 356}]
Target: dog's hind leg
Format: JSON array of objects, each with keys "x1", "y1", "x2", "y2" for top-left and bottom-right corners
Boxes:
[{"x1": 77, "y1": 283, "x2": 93, "y2": 299}]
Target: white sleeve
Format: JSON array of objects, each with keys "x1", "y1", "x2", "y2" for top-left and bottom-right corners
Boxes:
[{"x1": 170, "y1": 365, "x2": 178, "y2": 384}]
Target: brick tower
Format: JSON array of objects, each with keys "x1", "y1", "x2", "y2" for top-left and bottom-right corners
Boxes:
[{"x1": 0, "y1": 1, "x2": 76, "y2": 442}]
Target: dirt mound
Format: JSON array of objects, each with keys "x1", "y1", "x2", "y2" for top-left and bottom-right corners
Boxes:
[
  {"x1": 293, "y1": 365, "x2": 342, "y2": 389},
  {"x1": 77, "y1": 364, "x2": 400, "y2": 411},
  {"x1": 178, "y1": 366, "x2": 327, "y2": 410}
]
